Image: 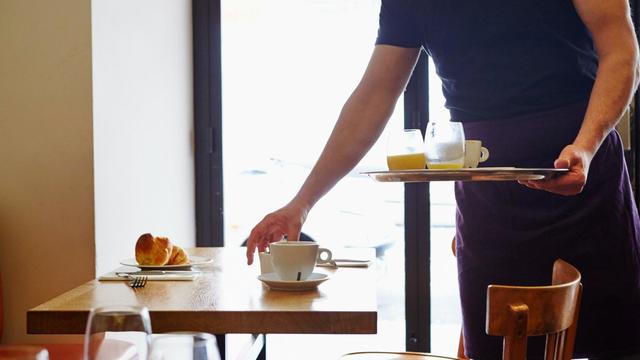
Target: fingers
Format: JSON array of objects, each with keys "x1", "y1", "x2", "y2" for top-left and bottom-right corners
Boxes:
[
  {"x1": 246, "y1": 228, "x2": 260, "y2": 265},
  {"x1": 516, "y1": 142, "x2": 592, "y2": 196},
  {"x1": 518, "y1": 169, "x2": 586, "y2": 195},
  {"x1": 266, "y1": 228, "x2": 285, "y2": 248},
  {"x1": 287, "y1": 223, "x2": 301, "y2": 242},
  {"x1": 517, "y1": 179, "x2": 542, "y2": 190},
  {"x1": 246, "y1": 220, "x2": 287, "y2": 265},
  {"x1": 246, "y1": 243, "x2": 255, "y2": 265},
  {"x1": 554, "y1": 158, "x2": 570, "y2": 169},
  {"x1": 245, "y1": 206, "x2": 307, "y2": 265}
]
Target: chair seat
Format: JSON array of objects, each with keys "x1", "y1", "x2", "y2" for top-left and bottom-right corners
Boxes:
[{"x1": 340, "y1": 351, "x2": 462, "y2": 360}]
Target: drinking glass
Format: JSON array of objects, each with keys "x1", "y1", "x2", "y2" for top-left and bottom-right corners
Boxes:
[
  {"x1": 386, "y1": 128, "x2": 426, "y2": 170},
  {"x1": 83, "y1": 305, "x2": 152, "y2": 360},
  {"x1": 424, "y1": 121, "x2": 465, "y2": 169},
  {"x1": 150, "y1": 332, "x2": 221, "y2": 360}
]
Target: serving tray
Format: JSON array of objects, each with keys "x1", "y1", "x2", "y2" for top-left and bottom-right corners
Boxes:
[{"x1": 362, "y1": 167, "x2": 569, "y2": 183}]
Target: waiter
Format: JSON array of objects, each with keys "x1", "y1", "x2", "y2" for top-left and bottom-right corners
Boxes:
[{"x1": 245, "y1": 1, "x2": 640, "y2": 358}]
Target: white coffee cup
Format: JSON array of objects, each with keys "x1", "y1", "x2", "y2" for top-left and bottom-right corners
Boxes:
[
  {"x1": 464, "y1": 140, "x2": 490, "y2": 168},
  {"x1": 258, "y1": 252, "x2": 275, "y2": 275},
  {"x1": 263, "y1": 241, "x2": 332, "y2": 281}
]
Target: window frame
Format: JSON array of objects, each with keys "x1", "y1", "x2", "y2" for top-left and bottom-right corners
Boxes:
[{"x1": 193, "y1": 0, "x2": 224, "y2": 247}]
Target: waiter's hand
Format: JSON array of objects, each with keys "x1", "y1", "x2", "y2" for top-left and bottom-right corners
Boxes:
[
  {"x1": 245, "y1": 202, "x2": 309, "y2": 265},
  {"x1": 518, "y1": 144, "x2": 593, "y2": 196}
]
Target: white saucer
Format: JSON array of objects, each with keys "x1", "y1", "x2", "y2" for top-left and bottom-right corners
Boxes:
[{"x1": 258, "y1": 272, "x2": 329, "y2": 291}]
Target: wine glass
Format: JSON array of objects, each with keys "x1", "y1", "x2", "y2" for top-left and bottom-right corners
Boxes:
[
  {"x1": 424, "y1": 121, "x2": 465, "y2": 169},
  {"x1": 386, "y1": 128, "x2": 427, "y2": 170},
  {"x1": 83, "y1": 305, "x2": 153, "y2": 360},
  {"x1": 150, "y1": 332, "x2": 221, "y2": 360}
]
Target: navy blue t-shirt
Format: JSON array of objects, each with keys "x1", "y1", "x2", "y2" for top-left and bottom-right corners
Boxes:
[{"x1": 376, "y1": 0, "x2": 598, "y2": 122}]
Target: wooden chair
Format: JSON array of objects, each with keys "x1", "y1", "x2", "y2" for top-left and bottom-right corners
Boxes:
[
  {"x1": 340, "y1": 258, "x2": 582, "y2": 360},
  {"x1": 486, "y1": 259, "x2": 582, "y2": 360},
  {"x1": 451, "y1": 237, "x2": 582, "y2": 360}
]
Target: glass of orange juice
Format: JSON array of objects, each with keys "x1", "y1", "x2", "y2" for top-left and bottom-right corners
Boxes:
[
  {"x1": 386, "y1": 129, "x2": 427, "y2": 170},
  {"x1": 424, "y1": 121, "x2": 465, "y2": 169}
]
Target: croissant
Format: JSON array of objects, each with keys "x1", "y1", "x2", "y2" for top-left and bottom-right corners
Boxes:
[
  {"x1": 135, "y1": 233, "x2": 174, "y2": 265},
  {"x1": 167, "y1": 245, "x2": 190, "y2": 265}
]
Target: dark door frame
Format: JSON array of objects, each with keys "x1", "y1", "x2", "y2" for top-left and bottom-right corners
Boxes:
[
  {"x1": 193, "y1": 0, "x2": 224, "y2": 247},
  {"x1": 403, "y1": 51, "x2": 432, "y2": 352}
]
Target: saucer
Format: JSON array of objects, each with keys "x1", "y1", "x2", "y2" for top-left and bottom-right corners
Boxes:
[{"x1": 258, "y1": 272, "x2": 329, "y2": 291}]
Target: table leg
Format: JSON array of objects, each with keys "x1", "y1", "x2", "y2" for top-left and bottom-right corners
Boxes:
[
  {"x1": 256, "y1": 334, "x2": 266, "y2": 360},
  {"x1": 235, "y1": 334, "x2": 265, "y2": 360},
  {"x1": 215, "y1": 334, "x2": 226, "y2": 359},
  {"x1": 214, "y1": 334, "x2": 265, "y2": 360}
]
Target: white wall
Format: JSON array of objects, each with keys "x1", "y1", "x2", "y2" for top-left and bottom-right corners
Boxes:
[
  {"x1": 0, "y1": 0, "x2": 195, "y2": 343},
  {"x1": 0, "y1": 0, "x2": 95, "y2": 344},
  {"x1": 92, "y1": 0, "x2": 196, "y2": 276}
]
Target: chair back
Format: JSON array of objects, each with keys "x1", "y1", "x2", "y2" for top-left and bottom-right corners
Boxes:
[{"x1": 486, "y1": 259, "x2": 582, "y2": 360}]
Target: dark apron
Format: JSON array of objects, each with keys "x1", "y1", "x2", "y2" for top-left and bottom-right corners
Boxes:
[{"x1": 455, "y1": 101, "x2": 640, "y2": 359}]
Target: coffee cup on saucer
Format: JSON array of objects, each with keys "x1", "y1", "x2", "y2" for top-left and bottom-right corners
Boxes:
[
  {"x1": 464, "y1": 140, "x2": 490, "y2": 168},
  {"x1": 258, "y1": 252, "x2": 275, "y2": 275},
  {"x1": 259, "y1": 241, "x2": 332, "y2": 281}
]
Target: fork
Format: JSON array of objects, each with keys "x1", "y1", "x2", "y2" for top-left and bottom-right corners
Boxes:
[{"x1": 127, "y1": 275, "x2": 148, "y2": 288}]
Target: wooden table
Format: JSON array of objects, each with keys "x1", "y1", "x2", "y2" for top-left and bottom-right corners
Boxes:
[{"x1": 27, "y1": 247, "x2": 377, "y2": 336}]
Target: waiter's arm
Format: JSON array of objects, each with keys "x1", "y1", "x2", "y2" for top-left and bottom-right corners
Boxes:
[
  {"x1": 573, "y1": 0, "x2": 639, "y2": 153},
  {"x1": 524, "y1": 0, "x2": 640, "y2": 195},
  {"x1": 291, "y1": 45, "x2": 420, "y2": 211},
  {"x1": 246, "y1": 45, "x2": 420, "y2": 264}
]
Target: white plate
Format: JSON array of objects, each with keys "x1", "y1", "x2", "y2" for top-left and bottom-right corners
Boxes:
[
  {"x1": 258, "y1": 272, "x2": 329, "y2": 291},
  {"x1": 119, "y1": 255, "x2": 213, "y2": 270},
  {"x1": 362, "y1": 167, "x2": 568, "y2": 183}
]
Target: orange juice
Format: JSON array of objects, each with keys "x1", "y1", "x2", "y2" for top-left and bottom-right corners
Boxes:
[
  {"x1": 387, "y1": 153, "x2": 427, "y2": 170},
  {"x1": 426, "y1": 161, "x2": 464, "y2": 169}
]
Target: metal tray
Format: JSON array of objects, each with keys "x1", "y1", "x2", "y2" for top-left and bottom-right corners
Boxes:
[{"x1": 362, "y1": 167, "x2": 569, "y2": 183}]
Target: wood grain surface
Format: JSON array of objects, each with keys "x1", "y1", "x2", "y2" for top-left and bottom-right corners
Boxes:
[{"x1": 27, "y1": 247, "x2": 377, "y2": 335}]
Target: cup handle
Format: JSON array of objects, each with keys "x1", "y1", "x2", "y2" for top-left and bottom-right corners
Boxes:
[
  {"x1": 479, "y1": 147, "x2": 490, "y2": 163},
  {"x1": 316, "y1": 248, "x2": 333, "y2": 264}
]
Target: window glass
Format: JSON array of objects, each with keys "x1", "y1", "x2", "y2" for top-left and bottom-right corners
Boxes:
[{"x1": 221, "y1": 1, "x2": 460, "y2": 356}]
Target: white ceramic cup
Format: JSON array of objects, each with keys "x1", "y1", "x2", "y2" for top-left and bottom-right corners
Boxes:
[
  {"x1": 464, "y1": 140, "x2": 490, "y2": 168},
  {"x1": 265, "y1": 241, "x2": 332, "y2": 281},
  {"x1": 258, "y1": 252, "x2": 275, "y2": 275}
]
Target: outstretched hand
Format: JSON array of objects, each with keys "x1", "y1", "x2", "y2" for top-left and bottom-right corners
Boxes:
[
  {"x1": 518, "y1": 144, "x2": 593, "y2": 196},
  {"x1": 245, "y1": 203, "x2": 309, "y2": 265}
]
